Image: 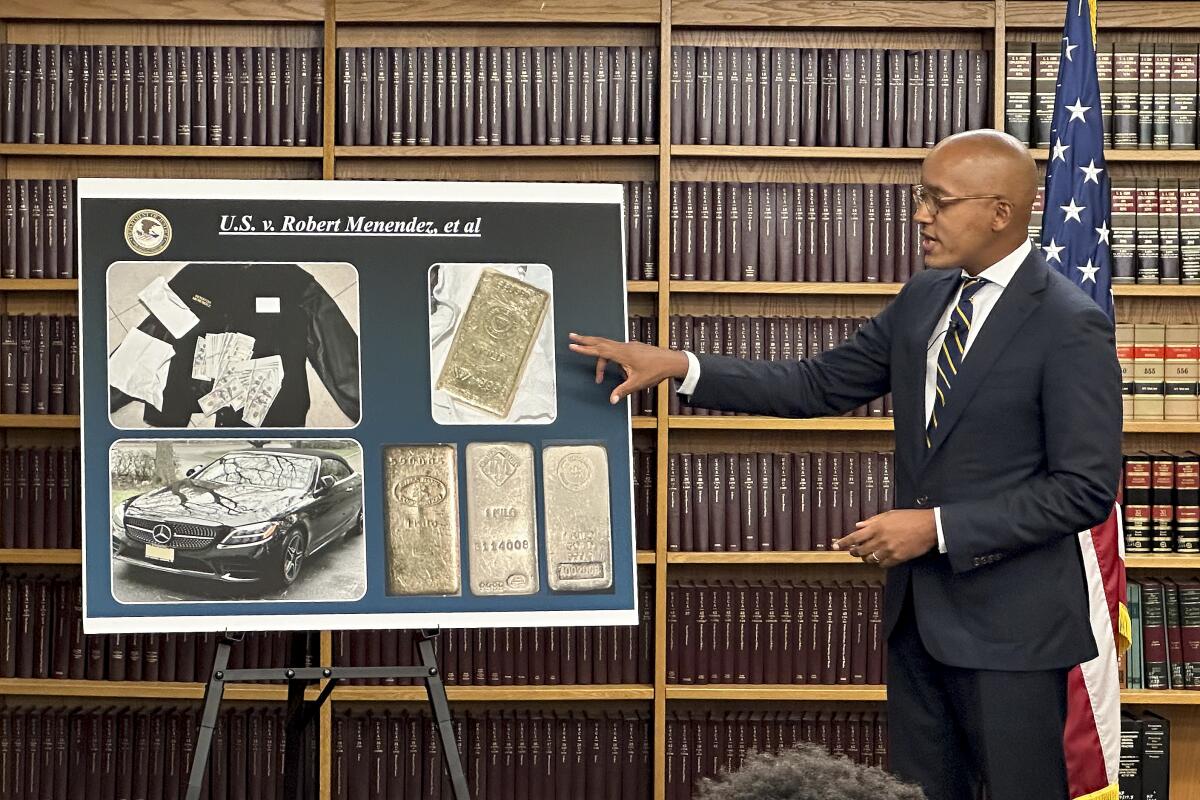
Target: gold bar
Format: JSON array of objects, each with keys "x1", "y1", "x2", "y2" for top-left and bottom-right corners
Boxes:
[
  {"x1": 465, "y1": 442, "x2": 539, "y2": 596},
  {"x1": 381, "y1": 444, "x2": 461, "y2": 596},
  {"x1": 542, "y1": 444, "x2": 613, "y2": 592},
  {"x1": 435, "y1": 268, "x2": 550, "y2": 418}
]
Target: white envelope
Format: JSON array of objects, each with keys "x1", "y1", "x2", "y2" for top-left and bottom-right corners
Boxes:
[
  {"x1": 108, "y1": 328, "x2": 175, "y2": 412},
  {"x1": 138, "y1": 276, "x2": 200, "y2": 340}
]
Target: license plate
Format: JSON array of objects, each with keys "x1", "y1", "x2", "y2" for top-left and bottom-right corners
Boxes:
[{"x1": 144, "y1": 544, "x2": 175, "y2": 563}]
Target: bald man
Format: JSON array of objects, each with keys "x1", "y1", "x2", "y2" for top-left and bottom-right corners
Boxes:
[{"x1": 570, "y1": 130, "x2": 1121, "y2": 800}]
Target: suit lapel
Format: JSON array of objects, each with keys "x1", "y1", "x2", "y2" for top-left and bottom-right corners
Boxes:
[
  {"x1": 895, "y1": 269, "x2": 962, "y2": 481},
  {"x1": 919, "y1": 251, "x2": 1048, "y2": 472}
]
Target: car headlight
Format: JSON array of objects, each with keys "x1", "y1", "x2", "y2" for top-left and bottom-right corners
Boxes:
[
  {"x1": 220, "y1": 520, "x2": 281, "y2": 547},
  {"x1": 111, "y1": 503, "x2": 126, "y2": 532}
]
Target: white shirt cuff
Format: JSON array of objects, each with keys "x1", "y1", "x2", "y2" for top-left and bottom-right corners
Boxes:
[
  {"x1": 934, "y1": 506, "x2": 947, "y2": 554},
  {"x1": 678, "y1": 350, "x2": 701, "y2": 395}
]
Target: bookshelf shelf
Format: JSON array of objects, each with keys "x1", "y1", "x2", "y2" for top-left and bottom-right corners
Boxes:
[
  {"x1": 0, "y1": 279, "x2": 79, "y2": 291},
  {"x1": 1031, "y1": 148, "x2": 1200, "y2": 162},
  {"x1": 632, "y1": 417, "x2": 658, "y2": 429},
  {"x1": 667, "y1": 551, "x2": 863, "y2": 565},
  {"x1": 671, "y1": 145, "x2": 929, "y2": 160},
  {"x1": 0, "y1": 548, "x2": 82, "y2": 564},
  {"x1": 628, "y1": 281, "x2": 660, "y2": 293},
  {"x1": 0, "y1": 415, "x2": 80, "y2": 429},
  {"x1": 1123, "y1": 421, "x2": 1200, "y2": 434},
  {"x1": 669, "y1": 416, "x2": 894, "y2": 431},
  {"x1": 334, "y1": 145, "x2": 659, "y2": 158},
  {"x1": 637, "y1": 551, "x2": 657, "y2": 564},
  {"x1": 1005, "y1": 2, "x2": 1200, "y2": 29},
  {"x1": 667, "y1": 282, "x2": 1200, "y2": 298},
  {"x1": 0, "y1": 144, "x2": 324, "y2": 159},
  {"x1": 337, "y1": 0, "x2": 660, "y2": 24},
  {"x1": 0, "y1": 678, "x2": 316, "y2": 701},
  {"x1": 670, "y1": 0, "x2": 995, "y2": 28},
  {"x1": 666, "y1": 685, "x2": 886, "y2": 701},
  {"x1": 2, "y1": 0, "x2": 326, "y2": 21},
  {"x1": 667, "y1": 686, "x2": 1200, "y2": 706},
  {"x1": 331, "y1": 684, "x2": 656, "y2": 702},
  {"x1": 1126, "y1": 555, "x2": 1200, "y2": 570},
  {"x1": 670, "y1": 281, "x2": 904, "y2": 295}
]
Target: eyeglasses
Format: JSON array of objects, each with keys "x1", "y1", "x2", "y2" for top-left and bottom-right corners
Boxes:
[{"x1": 911, "y1": 184, "x2": 1004, "y2": 215}]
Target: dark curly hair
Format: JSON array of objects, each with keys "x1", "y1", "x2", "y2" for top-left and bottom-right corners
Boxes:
[{"x1": 695, "y1": 744, "x2": 927, "y2": 800}]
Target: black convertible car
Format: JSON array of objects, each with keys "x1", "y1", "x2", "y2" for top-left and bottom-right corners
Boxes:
[{"x1": 111, "y1": 447, "x2": 363, "y2": 588}]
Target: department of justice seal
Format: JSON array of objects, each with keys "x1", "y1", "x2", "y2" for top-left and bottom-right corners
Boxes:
[{"x1": 124, "y1": 209, "x2": 172, "y2": 256}]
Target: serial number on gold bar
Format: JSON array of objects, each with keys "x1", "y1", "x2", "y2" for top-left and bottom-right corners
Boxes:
[
  {"x1": 381, "y1": 444, "x2": 462, "y2": 596},
  {"x1": 465, "y1": 442, "x2": 539, "y2": 596},
  {"x1": 435, "y1": 268, "x2": 550, "y2": 418},
  {"x1": 542, "y1": 444, "x2": 613, "y2": 592}
]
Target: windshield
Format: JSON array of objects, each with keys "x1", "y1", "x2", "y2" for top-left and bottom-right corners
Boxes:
[{"x1": 193, "y1": 452, "x2": 317, "y2": 491}]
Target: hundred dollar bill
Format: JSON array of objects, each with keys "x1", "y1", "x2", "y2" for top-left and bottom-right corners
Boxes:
[
  {"x1": 191, "y1": 337, "x2": 209, "y2": 381},
  {"x1": 542, "y1": 444, "x2": 612, "y2": 592},
  {"x1": 465, "y1": 442, "x2": 538, "y2": 596},
  {"x1": 435, "y1": 268, "x2": 550, "y2": 418},
  {"x1": 382, "y1": 444, "x2": 462, "y2": 596},
  {"x1": 242, "y1": 369, "x2": 282, "y2": 427}
]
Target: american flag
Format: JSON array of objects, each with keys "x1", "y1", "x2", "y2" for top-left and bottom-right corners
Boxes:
[
  {"x1": 1040, "y1": 3, "x2": 1128, "y2": 800},
  {"x1": 1041, "y1": 0, "x2": 1113, "y2": 321}
]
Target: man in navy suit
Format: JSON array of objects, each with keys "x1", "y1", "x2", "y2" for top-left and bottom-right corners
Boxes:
[{"x1": 569, "y1": 130, "x2": 1122, "y2": 800}]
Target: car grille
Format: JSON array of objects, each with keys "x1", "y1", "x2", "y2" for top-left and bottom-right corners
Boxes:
[{"x1": 124, "y1": 516, "x2": 223, "y2": 550}]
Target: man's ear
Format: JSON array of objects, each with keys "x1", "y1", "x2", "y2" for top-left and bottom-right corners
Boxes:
[{"x1": 991, "y1": 199, "x2": 1016, "y2": 232}]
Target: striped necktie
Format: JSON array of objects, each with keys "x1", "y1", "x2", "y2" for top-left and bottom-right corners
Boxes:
[{"x1": 927, "y1": 276, "x2": 988, "y2": 448}]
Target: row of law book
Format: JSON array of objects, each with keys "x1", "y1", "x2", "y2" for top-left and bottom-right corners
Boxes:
[
  {"x1": 1117, "y1": 322, "x2": 1200, "y2": 421},
  {"x1": 667, "y1": 451, "x2": 896, "y2": 553},
  {"x1": 669, "y1": 181, "x2": 927, "y2": 283},
  {"x1": 670, "y1": 46, "x2": 989, "y2": 147},
  {"x1": 628, "y1": 318, "x2": 659, "y2": 417},
  {"x1": 1125, "y1": 576, "x2": 1200, "y2": 691},
  {"x1": 335, "y1": 45, "x2": 659, "y2": 146},
  {"x1": 2, "y1": 44, "x2": 323, "y2": 147},
  {"x1": 331, "y1": 591, "x2": 654, "y2": 687},
  {"x1": 1122, "y1": 451, "x2": 1200, "y2": 554},
  {"x1": 664, "y1": 710, "x2": 889, "y2": 796},
  {"x1": 0, "y1": 314, "x2": 80, "y2": 416},
  {"x1": 1007, "y1": 41, "x2": 1200, "y2": 150},
  {"x1": 632, "y1": 448, "x2": 656, "y2": 548},
  {"x1": 0, "y1": 575, "x2": 320, "y2": 681},
  {"x1": 332, "y1": 708, "x2": 652, "y2": 800},
  {"x1": 1110, "y1": 179, "x2": 1200, "y2": 285},
  {"x1": 0, "y1": 446, "x2": 80, "y2": 550},
  {"x1": 0, "y1": 704, "x2": 319, "y2": 800},
  {"x1": 1, "y1": 180, "x2": 74, "y2": 279},
  {"x1": 1120, "y1": 712, "x2": 1171, "y2": 800},
  {"x1": 665, "y1": 315, "x2": 895, "y2": 418},
  {"x1": 622, "y1": 181, "x2": 659, "y2": 280},
  {"x1": 666, "y1": 580, "x2": 886, "y2": 686}
]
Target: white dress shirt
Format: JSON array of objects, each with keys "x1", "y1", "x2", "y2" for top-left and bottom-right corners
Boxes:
[{"x1": 677, "y1": 238, "x2": 1033, "y2": 555}]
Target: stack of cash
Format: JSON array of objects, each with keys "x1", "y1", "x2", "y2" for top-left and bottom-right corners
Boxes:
[{"x1": 192, "y1": 333, "x2": 283, "y2": 426}]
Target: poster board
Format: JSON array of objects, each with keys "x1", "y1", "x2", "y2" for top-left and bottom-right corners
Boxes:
[{"x1": 79, "y1": 179, "x2": 636, "y2": 634}]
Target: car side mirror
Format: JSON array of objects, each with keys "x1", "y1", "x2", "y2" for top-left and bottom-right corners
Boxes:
[
  {"x1": 318, "y1": 475, "x2": 335, "y2": 494},
  {"x1": 185, "y1": 465, "x2": 202, "y2": 477}
]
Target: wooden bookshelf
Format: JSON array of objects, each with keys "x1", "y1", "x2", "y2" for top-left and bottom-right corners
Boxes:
[
  {"x1": 332, "y1": 684, "x2": 656, "y2": 701},
  {"x1": 0, "y1": 279, "x2": 79, "y2": 291},
  {"x1": 0, "y1": 144, "x2": 324, "y2": 158},
  {"x1": 0, "y1": 678, "x2": 319, "y2": 701},
  {"x1": 0, "y1": 414, "x2": 80, "y2": 429},
  {"x1": 0, "y1": 548, "x2": 82, "y2": 564},
  {"x1": 0, "y1": 1, "x2": 1197, "y2": 799}
]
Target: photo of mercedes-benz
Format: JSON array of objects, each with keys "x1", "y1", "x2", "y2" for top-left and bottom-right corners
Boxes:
[{"x1": 111, "y1": 444, "x2": 364, "y2": 593}]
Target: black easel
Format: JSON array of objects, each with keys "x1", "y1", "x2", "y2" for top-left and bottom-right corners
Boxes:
[{"x1": 184, "y1": 629, "x2": 470, "y2": 800}]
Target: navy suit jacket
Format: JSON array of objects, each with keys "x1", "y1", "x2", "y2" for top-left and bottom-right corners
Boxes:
[{"x1": 685, "y1": 250, "x2": 1122, "y2": 671}]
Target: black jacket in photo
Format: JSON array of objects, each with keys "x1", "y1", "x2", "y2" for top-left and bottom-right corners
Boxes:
[{"x1": 109, "y1": 262, "x2": 360, "y2": 428}]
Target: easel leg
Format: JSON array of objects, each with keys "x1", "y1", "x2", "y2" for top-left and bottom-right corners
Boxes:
[
  {"x1": 284, "y1": 632, "x2": 315, "y2": 800},
  {"x1": 418, "y1": 629, "x2": 471, "y2": 800},
  {"x1": 184, "y1": 637, "x2": 234, "y2": 800}
]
